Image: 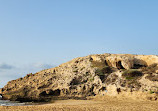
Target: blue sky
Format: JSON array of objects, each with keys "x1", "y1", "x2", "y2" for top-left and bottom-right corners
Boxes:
[{"x1": 0, "y1": 0, "x2": 158, "y2": 87}]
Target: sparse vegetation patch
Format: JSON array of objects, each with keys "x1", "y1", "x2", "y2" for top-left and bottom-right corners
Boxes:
[
  {"x1": 145, "y1": 74, "x2": 158, "y2": 81},
  {"x1": 122, "y1": 69, "x2": 143, "y2": 78},
  {"x1": 142, "y1": 63, "x2": 158, "y2": 73}
]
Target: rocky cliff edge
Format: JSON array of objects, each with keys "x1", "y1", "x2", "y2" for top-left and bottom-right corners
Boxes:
[{"x1": 0, "y1": 53, "x2": 158, "y2": 101}]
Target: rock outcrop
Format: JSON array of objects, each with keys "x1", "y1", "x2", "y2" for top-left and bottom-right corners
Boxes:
[{"x1": 0, "y1": 53, "x2": 158, "y2": 101}]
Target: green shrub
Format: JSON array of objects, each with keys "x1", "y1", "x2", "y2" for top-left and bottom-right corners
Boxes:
[
  {"x1": 89, "y1": 77, "x2": 94, "y2": 82},
  {"x1": 95, "y1": 69, "x2": 104, "y2": 76},
  {"x1": 73, "y1": 70, "x2": 78, "y2": 73},
  {"x1": 95, "y1": 66, "x2": 112, "y2": 82},
  {"x1": 125, "y1": 77, "x2": 134, "y2": 80},
  {"x1": 144, "y1": 89, "x2": 148, "y2": 91},
  {"x1": 85, "y1": 72, "x2": 89, "y2": 76},
  {"x1": 142, "y1": 63, "x2": 158, "y2": 73},
  {"x1": 95, "y1": 66, "x2": 112, "y2": 76},
  {"x1": 122, "y1": 69, "x2": 143, "y2": 78},
  {"x1": 149, "y1": 90, "x2": 155, "y2": 94},
  {"x1": 81, "y1": 67, "x2": 85, "y2": 70},
  {"x1": 145, "y1": 75, "x2": 158, "y2": 81}
]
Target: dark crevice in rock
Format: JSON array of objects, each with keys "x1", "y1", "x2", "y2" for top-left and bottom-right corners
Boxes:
[
  {"x1": 40, "y1": 89, "x2": 61, "y2": 96},
  {"x1": 116, "y1": 61, "x2": 124, "y2": 69},
  {"x1": 49, "y1": 89, "x2": 61, "y2": 96}
]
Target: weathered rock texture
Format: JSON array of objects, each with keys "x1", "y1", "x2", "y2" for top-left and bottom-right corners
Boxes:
[{"x1": 0, "y1": 53, "x2": 158, "y2": 101}]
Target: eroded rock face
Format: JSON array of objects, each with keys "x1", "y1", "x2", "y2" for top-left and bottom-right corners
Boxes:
[
  {"x1": 106, "y1": 55, "x2": 134, "y2": 69},
  {"x1": 1, "y1": 54, "x2": 158, "y2": 101}
]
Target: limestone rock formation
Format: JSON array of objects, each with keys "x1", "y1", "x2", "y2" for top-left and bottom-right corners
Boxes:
[{"x1": 0, "y1": 53, "x2": 158, "y2": 101}]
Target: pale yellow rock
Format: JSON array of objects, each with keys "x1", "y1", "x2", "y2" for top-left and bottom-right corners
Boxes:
[
  {"x1": 1, "y1": 53, "x2": 158, "y2": 101},
  {"x1": 106, "y1": 84, "x2": 118, "y2": 96},
  {"x1": 106, "y1": 55, "x2": 134, "y2": 69}
]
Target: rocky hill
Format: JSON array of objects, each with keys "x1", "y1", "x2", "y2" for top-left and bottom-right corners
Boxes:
[{"x1": 0, "y1": 53, "x2": 158, "y2": 102}]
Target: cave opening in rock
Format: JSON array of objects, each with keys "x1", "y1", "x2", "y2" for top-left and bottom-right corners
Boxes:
[
  {"x1": 105, "y1": 60, "x2": 108, "y2": 66},
  {"x1": 49, "y1": 89, "x2": 61, "y2": 96},
  {"x1": 40, "y1": 89, "x2": 61, "y2": 96},
  {"x1": 117, "y1": 61, "x2": 124, "y2": 69},
  {"x1": 39, "y1": 91, "x2": 47, "y2": 96},
  {"x1": 90, "y1": 57, "x2": 93, "y2": 61}
]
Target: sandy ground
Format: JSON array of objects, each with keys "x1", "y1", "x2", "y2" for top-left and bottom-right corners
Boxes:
[{"x1": 0, "y1": 95, "x2": 158, "y2": 111}]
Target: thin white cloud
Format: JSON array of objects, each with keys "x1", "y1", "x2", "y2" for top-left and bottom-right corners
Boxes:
[
  {"x1": 33, "y1": 63, "x2": 55, "y2": 69},
  {"x1": 0, "y1": 63, "x2": 14, "y2": 70},
  {"x1": 0, "y1": 62, "x2": 56, "y2": 87}
]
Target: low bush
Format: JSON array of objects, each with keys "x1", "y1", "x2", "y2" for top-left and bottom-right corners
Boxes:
[
  {"x1": 125, "y1": 77, "x2": 134, "y2": 80},
  {"x1": 142, "y1": 63, "x2": 158, "y2": 73},
  {"x1": 149, "y1": 90, "x2": 155, "y2": 94},
  {"x1": 95, "y1": 66, "x2": 112, "y2": 76},
  {"x1": 95, "y1": 66, "x2": 112, "y2": 82},
  {"x1": 122, "y1": 69, "x2": 143, "y2": 78},
  {"x1": 145, "y1": 74, "x2": 158, "y2": 81}
]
